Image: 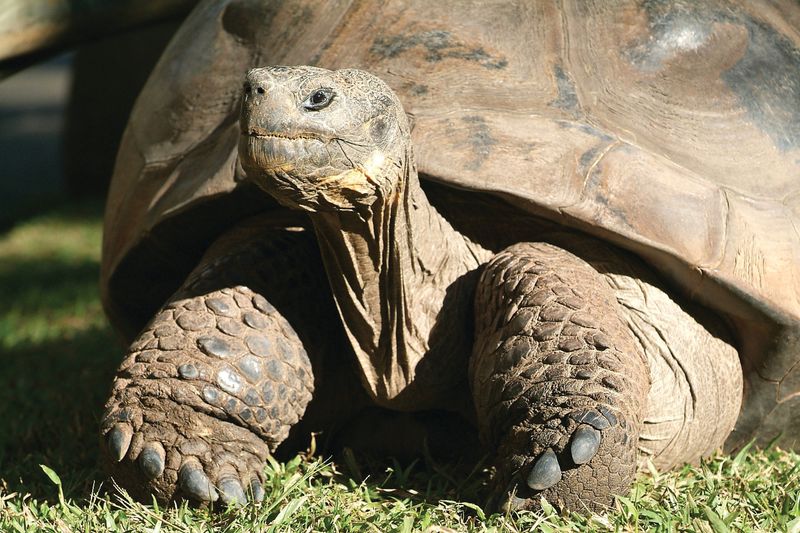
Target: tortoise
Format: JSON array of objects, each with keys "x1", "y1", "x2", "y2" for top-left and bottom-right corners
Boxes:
[{"x1": 99, "y1": 0, "x2": 800, "y2": 512}]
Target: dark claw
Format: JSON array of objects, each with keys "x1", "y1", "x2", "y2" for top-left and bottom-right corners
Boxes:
[
  {"x1": 570, "y1": 425, "x2": 601, "y2": 465},
  {"x1": 179, "y1": 462, "x2": 219, "y2": 502},
  {"x1": 218, "y1": 477, "x2": 247, "y2": 506},
  {"x1": 106, "y1": 424, "x2": 133, "y2": 462},
  {"x1": 249, "y1": 479, "x2": 265, "y2": 503},
  {"x1": 598, "y1": 406, "x2": 618, "y2": 426},
  {"x1": 138, "y1": 442, "x2": 166, "y2": 480},
  {"x1": 526, "y1": 448, "x2": 562, "y2": 491},
  {"x1": 571, "y1": 409, "x2": 610, "y2": 430},
  {"x1": 500, "y1": 492, "x2": 528, "y2": 512}
]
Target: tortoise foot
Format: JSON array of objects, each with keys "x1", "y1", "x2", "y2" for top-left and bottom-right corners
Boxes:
[
  {"x1": 491, "y1": 402, "x2": 634, "y2": 513},
  {"x1": 102, "y1": 401, "x2": 268, "y2": 506},
  {"x1": 471, "y1": 242, "x2": 648, "y2": 512},
  {"x1": 101, "y1": 285, "x2": 314, "y2": 505}
]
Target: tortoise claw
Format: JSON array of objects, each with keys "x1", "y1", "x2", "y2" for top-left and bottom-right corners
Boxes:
[
  {"x1": 570, "y1": 425, "x2": 601, "y2": 465},
  {"x1": 106, "y1": 423, "x2": 132, "y2": 462},
  {"x1": 249, "y1": 479, "x2": 265, "y2": 503},
  {"x1": 138, "y1": 442, "x2": 166, "y2": 480},
  {"x1": 526, "y1": 448, "x2": 562, "y2": 491},
  {"x1": 218, "y1": 477, "x2": 247, "y2": 506},
  {"x1": 179, "y1": 461, "x2": 219, "y2": 502},
  {"x1": 500, "y1": 491, "x2": 528, "y2": 512}
]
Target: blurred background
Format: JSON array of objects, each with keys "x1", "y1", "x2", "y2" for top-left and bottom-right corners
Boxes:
[
  {"x1": 0, "y1": 0, "x2": 195, "y2": 224},
  {"x1": 0, "y1": 52, "x2": 72, "y2": 221},
  {"x1": 0, "y1": 0, "x2": 194, "y2": 502}
]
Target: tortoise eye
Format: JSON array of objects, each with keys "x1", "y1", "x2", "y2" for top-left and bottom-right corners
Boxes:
[{"x1": 302, "y1": 88, "x2": 335, "y2": 111}]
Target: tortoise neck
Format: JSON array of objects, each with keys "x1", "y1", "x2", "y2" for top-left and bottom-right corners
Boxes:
[{"x1": 309, "y1": 153, "x2": 489, "y2": 407}]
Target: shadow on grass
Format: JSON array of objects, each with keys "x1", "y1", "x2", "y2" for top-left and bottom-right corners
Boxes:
[
  {"x1": 335, "y1": 449, "x2": 490, "y2": 509},
  {"x1": 0, "y1": 258, "x2": 100, "y2": 313},
  {"x1": 0, "y1": 324, "x2": 122, "y2": 500},
  {"x1": 0, "y1": 204, "x2": 124, "y2": 502}
]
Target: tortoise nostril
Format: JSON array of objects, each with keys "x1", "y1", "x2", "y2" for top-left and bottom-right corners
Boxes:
[{"x1": 256, "y1": 87, "x2": 265, "y2": 95}]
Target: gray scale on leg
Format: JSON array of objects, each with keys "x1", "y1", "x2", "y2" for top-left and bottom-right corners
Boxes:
[
  {"x1": 570, "y1": 410, "x2": 611, "y2": 430},
  {"x1": 203, "y1": 386, "x2": 221, "y2": 405},
  {"x1": 588, "y1": 332, "x2": 613, "y2": 350},
  {"x1": 158, "y1": 336, "x2": 183, "y2": 350},
  {"x1": 245, "y1": 334, "x2": 272, "y2": 357},
  {"x1": 558, "y1": 338, "x2": 584, "y2": 352},
  {"x1": 531, "y1": 322, "x2": 560, "y2": 341},
  {"x1": 176, "y1": 310, "x2": 214, "y2": 331},
  {"x1": 243, "y1": 311, "x2": 268, "y2": 329},
  {"x1": 178, "y1": 363, "x2": 199, "y2": 379},
  {"x1": 232, "y1": 291, "x2": 252, "y2": 309},
  {"x1": 130, "y1": 334, "x2": 156, "y2": 352},
  {"x1": 568, "y1": 352, "x2": 593, "y2": 365},
  {"x1": 500, "y1": 342, "x2": 531, "y2": 370},
  {"x1": 217, "y1": 366, "x2": 243, "y2": 394},
  {"x1": 266, "y1": 360, "x2": 284, "y2": 380},
  {"x1": 243, "y1": 388, "x2": 261, "y2": 406},
  {"x1": 598, "y1": 406, "x2": 618, "y2": 426},
  {"x1": 539, "y1": 304, "x2": 571, "y2": 322},
  {"x1": 261, "y1": 382, "x2": 275, "y2": 403},
  {"x1": 154, "y1": 324, "x2": 180, "y2": 338},
  {"x1": 252, "y1": 294, "x2": 275, "y2": 314},
  {"x1": 206, "y1": 296, "x2": 236, "y2": 317},
  {"x1": 275, "y1": 338, "x2": 295, "y2": 361},
  {"x1": 218, "y1": 317, "x2": 245, "y2": 336},
  {"x1": 137, "y1": 350, "x2": 159, "y2": 363},
  {"x1": 238, "y1": 355, "x2": 263, "y2": 380}
]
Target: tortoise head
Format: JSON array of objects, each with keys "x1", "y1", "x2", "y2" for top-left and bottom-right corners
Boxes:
[{"x1": 238, "y1": 66, "x2": 410, "y2": 212}]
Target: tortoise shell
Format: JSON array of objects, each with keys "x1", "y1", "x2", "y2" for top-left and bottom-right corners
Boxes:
[{"x1": 101, "y1": 0, "x2": 800, "y2": 450}]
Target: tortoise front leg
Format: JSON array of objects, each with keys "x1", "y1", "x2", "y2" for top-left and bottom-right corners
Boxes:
[
  {"x1": 100, "y1": 219, "x2": 341, "y2": 505},
  {"x1": 470, "y1": 242, "x2": 649, "y2": 511}
]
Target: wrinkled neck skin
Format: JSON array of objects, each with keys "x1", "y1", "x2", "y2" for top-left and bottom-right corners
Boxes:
[{"x1": 310, "y1": 152, "x2": 491, "y2": 411}]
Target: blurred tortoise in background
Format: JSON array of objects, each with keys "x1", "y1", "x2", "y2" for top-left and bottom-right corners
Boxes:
[
  {"x1": 99, "y1": 0, "x2": 800, "y2": 512},
  {"x1": 0, "y1": 0, "x2": 195, "y2": 78}
]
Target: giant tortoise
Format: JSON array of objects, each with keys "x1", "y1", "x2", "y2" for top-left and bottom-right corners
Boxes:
[{"x1": 99, "y1": 0, "x2": 800, "y2": 512}]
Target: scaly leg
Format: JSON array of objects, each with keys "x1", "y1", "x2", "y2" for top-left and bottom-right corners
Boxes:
[
  {"x1": 471, "y1": 242, "x2": 648, "y2": 511},
  {"x1": 100, "y1": 218, "x2": 344, "y2": 505},
  {"x1": 471, "y1": 239, "x2": 741, "y2": 511}
]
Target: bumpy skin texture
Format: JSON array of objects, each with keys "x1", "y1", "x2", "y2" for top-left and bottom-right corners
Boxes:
[
  {"x1": 102, "y1": 222, "x2": 332, "y2": 504},
  {"x1": 103, "y1": 66, "x2": 745, "y2": 512},
  {"x1": 471, "y1": 242, "x2": 649, "y2": 511},
  {"x1": 102, "y1": 285, "x2": 313, "y2": 503},
  {"x1": 104, "y1": 2, "x2": 800, "y2": 468}
]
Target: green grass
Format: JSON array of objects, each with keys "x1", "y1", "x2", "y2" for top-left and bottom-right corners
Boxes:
[{"x1": 0, "y1": 201, "x2": 798, "y2": 532}]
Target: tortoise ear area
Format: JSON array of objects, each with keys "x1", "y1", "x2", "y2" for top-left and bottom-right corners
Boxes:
[{"x1": 369, "y1": 118, "x2": 388, "y2": 144}]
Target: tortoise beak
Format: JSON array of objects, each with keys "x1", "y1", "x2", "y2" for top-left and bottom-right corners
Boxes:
[{"x1": 240, "y1": 69, "x2": 293, "y2": 137}]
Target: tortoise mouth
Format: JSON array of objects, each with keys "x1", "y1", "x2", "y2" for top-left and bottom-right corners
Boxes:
[
  {"x1": 239, "y1": 132, "x2": 382, "y2": 213},
  {"x1": 244, "y1": 126, "x2": 326, "y2": 143},
  {"x1": 239, "y1": 128, "x2": 330, "y2": 175}
]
